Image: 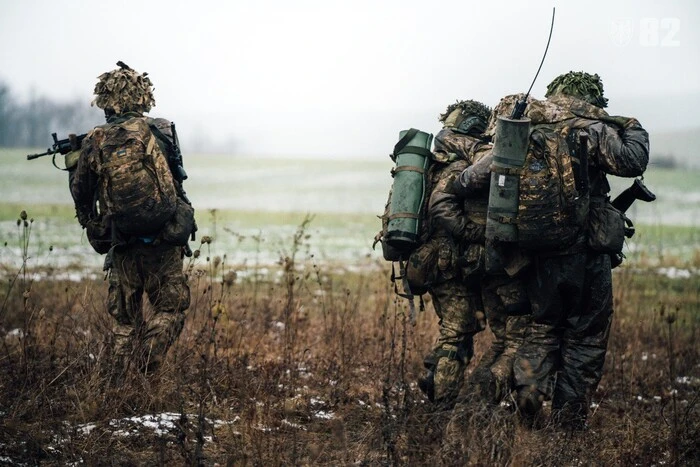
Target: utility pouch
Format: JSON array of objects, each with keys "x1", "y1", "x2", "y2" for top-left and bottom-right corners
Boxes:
[
  {"x1": 86, "y1": 216, "x2": 112, "y2": 254},
  {"x1": 587, "y1": 199, "x2": 633, "y2": 254},
  {"x1": 458, "y1": 243, "x2": 485, "y2": 282},
  {"x1": 405, "y1": 241, "x2": 439, "y2": 295},
  {"x1": 161, "y1": 198, "x2": 196, "y2": 246}
]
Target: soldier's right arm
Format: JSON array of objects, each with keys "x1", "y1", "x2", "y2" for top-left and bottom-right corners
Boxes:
[
  {"x1": 70, "y1": 132, "x2": 100, "y2": 227},
  {"x1": 586, "y1": 118, "x2": 649, "y2": 177},
  {"x1": 429, "y1": 161, "x2": 486, "y2": 244}
]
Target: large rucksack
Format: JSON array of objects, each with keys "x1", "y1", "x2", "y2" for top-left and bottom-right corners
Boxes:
[
  {"x1": 93, "y1": 116, "x2": 178, "y2": 236},
  {"x1": 514, "y1": 120, "x2": 590, "y2": 250}
]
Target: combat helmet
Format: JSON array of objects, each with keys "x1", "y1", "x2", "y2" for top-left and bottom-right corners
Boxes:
[
  {"x1": 91, "y1": 61, "x2": 155, "y2": 115},
  {"x1": 439, "y1": 99, "x2": 492, "y2": 136},
  {"x1": 545, "y1": 71, "x2": 608, "y2": 108}
]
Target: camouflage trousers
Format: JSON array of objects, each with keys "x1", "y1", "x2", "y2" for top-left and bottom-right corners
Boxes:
[
  {"x1": 514, "y1": 251, "x2": 613, "y2": 428},
  {"x1": 421, "y1": 277, "x2": 482, "y2": 404},
  {"x1": 108, "y1": 242, "x2": 190, "y2": 373},
  {"x1": 468, "y1": 274, "x2": 531, "y2": 404}
]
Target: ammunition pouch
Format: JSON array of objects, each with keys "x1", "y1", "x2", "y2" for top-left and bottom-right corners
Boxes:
[
  {"x1": 457, "y1": 243, "x2": 485, "y2": 283},
  {"x1": 405, "y1": 241, "x2": 439, "y2": 295},
  {"x1": 86, "y1": 217, "x2": 112, "y2": 254},
  {"x1": 587, "y1": 197, "x2": 634, "y2": 256},
  {"x1": 160, "y1": 197, "x2": 196, "y2": 246}
]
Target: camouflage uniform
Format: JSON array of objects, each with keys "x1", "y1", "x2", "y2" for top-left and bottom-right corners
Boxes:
[
  {"x1": 451, "y1": 141, "x2": 532, "y2": 404},
  {"x1": 496, "y1": 72, "x2": 650, "y2": 428},
  {"x1": 415, "y1": 101, "x2": 491, "y2": 405},
  {"x1": 71, "y1": 63, "x2": 191, "y2": 373},
  {"x1": 418, "y1": 99, "x2": 532, "y2": 405}
]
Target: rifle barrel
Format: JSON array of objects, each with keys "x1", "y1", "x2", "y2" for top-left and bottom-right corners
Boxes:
[{"x1": 27, "y1": 150, "x2": 53, "y2": 160}]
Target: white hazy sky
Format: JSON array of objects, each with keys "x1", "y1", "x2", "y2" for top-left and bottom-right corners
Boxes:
[{"x1": 1, "y1": 0, "x2": 699, "y2": 156}]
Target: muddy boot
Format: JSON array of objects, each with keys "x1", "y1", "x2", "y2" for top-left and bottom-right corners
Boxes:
[
  {"x1": 111, "y1": 324, "x2": 136, "y2": 379},
  {"x1": 488, "y1": 348, "x2": 516, "y2": 404},
  {"x1": 140, "y1": 312, "x2": 185, "y2": 374},
  {"x1": 418, "y1": 370, "x2": 436, "y2": 402},
  {"x1": 432, "y1": 344, "x2": 466, "y2": 409},
  {"x1": 418, "y1": 353, "x2": 438, "y2": 402},
  {"x1": 516, "y1": 385, "x2": 547, "y2": 429}
]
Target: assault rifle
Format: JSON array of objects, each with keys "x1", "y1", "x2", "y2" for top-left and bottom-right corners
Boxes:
[
  {"x1": 26, "y1": 132, "x2": 87, "y2": 170},
  {"x1": 169, "y1": 122, "x2": 188, "y2": 182},
  {"x1": 148, "y1": 122, "x2": 188, "y2": 183},
  {"x1": 611, "y1": 178, "x2": 656, "y2": 213}
]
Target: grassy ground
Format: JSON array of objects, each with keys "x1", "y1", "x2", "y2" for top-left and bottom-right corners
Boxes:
[
  {"x1": 0, "y1": 219, "x2": 698, "y2": 465},
  {"x1": 2, "y1": 149, "x2": 698, "y2": 464}
]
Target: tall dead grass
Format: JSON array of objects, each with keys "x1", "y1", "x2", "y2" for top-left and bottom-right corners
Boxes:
[{"x1": 0, "y1": 211, "x2": 698, "y2": 465}]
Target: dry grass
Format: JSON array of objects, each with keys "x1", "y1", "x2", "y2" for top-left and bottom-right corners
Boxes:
[{"x1": 0, "y1": 217, "x2": 698, "y2": 466}]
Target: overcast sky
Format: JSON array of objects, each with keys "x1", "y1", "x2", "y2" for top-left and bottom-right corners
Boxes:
[{"x1": 1, "y1": 0, "x2": 698, "y2": 156}]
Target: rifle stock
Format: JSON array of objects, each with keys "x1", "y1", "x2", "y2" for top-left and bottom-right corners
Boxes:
[{"x1": 611, "y1": 178, "x2": 656, "y2": 213}]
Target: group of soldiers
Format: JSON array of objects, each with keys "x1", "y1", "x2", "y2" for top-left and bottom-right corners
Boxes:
[
  {"x1": 414, "y1": 71, "x2": 649, "y2": 430},
  {"x1": 65, "y1": 63, "x2": 648, "y2": 436}
]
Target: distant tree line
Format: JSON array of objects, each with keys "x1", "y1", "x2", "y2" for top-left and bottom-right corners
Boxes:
[{"x1": 0, "y1": 81, "x2": 102, "y2": 149}]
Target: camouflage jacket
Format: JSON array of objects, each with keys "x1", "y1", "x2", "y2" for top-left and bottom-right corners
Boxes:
[
  {"x1": 71, "y1": 112, "x2": 178, "y2": 229},
  {"x1": 428, "y1": 128, "x2": 489, "y2": 246}
]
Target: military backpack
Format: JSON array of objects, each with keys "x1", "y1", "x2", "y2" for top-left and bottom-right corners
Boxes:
[
  {"x1": 514, "y1": 120, "x2": 591, "y2": 250},
  {"x1": 92, "y1": 116, "x2": 178, "y2": 236}
]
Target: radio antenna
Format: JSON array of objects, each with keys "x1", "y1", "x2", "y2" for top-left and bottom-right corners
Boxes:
[{"x1": 511, "y1": 7, "x2": 556, "y2": 119}]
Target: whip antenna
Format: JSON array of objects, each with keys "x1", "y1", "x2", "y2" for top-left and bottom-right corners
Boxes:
[{"x1": 511, "y1": 7, "x2": 556, "y2": 119}]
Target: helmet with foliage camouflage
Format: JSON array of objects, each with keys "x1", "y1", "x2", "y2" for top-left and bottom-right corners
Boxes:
[
  {"x1": 439, "y1": 99, "x2": 492, "y2": 136},
  {"x1": 91, "y1": 61, "x2": 155, "y2": 115},
  {"x1": 545, "y1": 71, "x2": 608, "y2": 108}
]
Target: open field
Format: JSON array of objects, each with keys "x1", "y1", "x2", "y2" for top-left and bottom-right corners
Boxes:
[
  {"x1": 0, "y1": 219, "x2": 698, "y2": 465},
  {"x1": 1, "y1": 147, "x2": 700, "y2": 277},
  {"x1": 1, "y1": 147, "x2": 699, "y2": 464}
]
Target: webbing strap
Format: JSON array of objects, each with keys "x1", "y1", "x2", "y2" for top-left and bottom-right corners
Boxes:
[
  {"x1": 434, "y1": 347, "x2": 463, "y2": 363},
  {"x1": 146, "y1": 132, "x2": 156, "y2": 156},
  {"x1": 492, "y1": 154, "x2": 525, "y2": 167},
  {"x1": 388, "y1": 212, "x2": 419, "y2": 221},
  {"x1": 395, "y1": 146, "x2": 433, "y2": 159},
  {"x1": 392, "y1": 128, "x2": 432, "y2": 160},
  {"x1": 392, "y1": 165, "x2": 425, "y2": 175},
  {"x1": 490, "y1": 164, "x2": 522, "y2": 176},
  {"x1": 487, "y1": 212, "x2": 518, "y2": 224},
  {"x1": 391, "y1": 261, "x2": 417, "y2": 325},
  {"x1": 393, "y1": 128, "x2": 419, "y2": 156}
]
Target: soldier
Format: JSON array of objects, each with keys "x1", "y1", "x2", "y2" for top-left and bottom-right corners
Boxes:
[
  {"x1": 71, "y1": 62, "x2": 194, "y2": 374},
  {"x1": 465, "y1": 71, "x2": 649, "y2": 428},
  {"x1": 443, "y1": 115, "x2": 533, "y2": 408},
  {"x1": 412, "y1": 100, "x2": 492, "y2": 407}
]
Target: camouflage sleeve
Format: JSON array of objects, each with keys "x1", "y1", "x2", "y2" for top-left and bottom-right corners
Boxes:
[
  {"x1": 70, "y1": 131, "x2": 100, "y2": 227},
  {"x1": 428, "y1": 160, "x2": 481, "y2": 242},
  {"x1": 433, "y1": 128, "x2": 482, "y2": 162},
  {"x1": 586, "y1": 119, "x2": 649, "y2": 177}
]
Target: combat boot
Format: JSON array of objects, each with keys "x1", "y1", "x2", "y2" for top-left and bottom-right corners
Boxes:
[
  {"x1": 432, "y1": 344, "x2": 467, "y2": 408},
  {"x1": 418, "y1": 353, "x2": 438, "y2": 402},
  {"x1": 516, "y1": 385, "x2": 547, "y2": 429},
  {"x1": 140, "y1": 312, "x2": 185, "y2": 374}
]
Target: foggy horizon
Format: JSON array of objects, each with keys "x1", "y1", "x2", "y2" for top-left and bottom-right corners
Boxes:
[{"x1": 1, "y1": 0, "x2": 698, "y2": 157}]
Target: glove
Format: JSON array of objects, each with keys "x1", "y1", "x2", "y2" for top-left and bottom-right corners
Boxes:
[
  {"x1": 601, "y1": 115, "x2": 637, "y2": 129},
  {"x1": 453, "y1": 154, "x2": 492, "y2": 196}
]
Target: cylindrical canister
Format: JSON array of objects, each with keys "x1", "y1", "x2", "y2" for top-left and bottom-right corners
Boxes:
[
  {"x1": 485, "y1": 116, "x2": 530, "y2": 273},
  {"x1": 385, "y1": 129, "x2": 433, "y2": 255}
]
